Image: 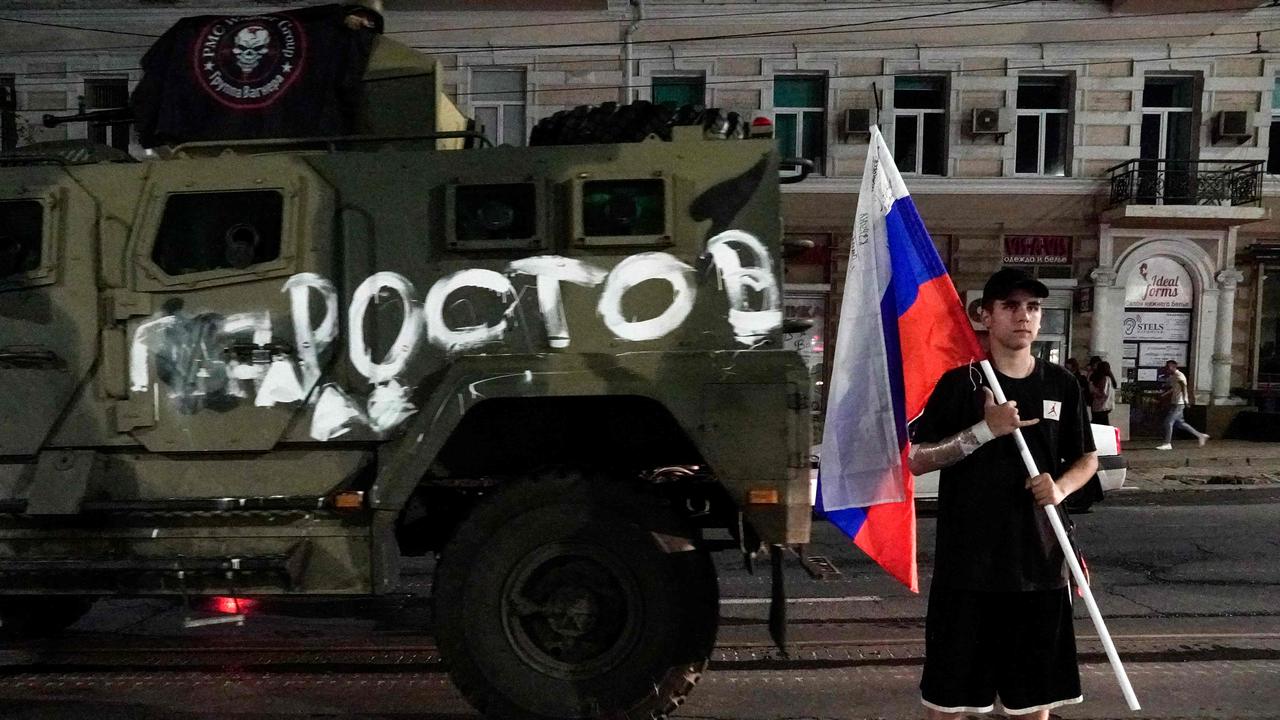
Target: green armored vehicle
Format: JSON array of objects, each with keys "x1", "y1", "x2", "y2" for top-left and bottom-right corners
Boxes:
[{"x1": 0, "y1": 5, "x2": 811, "y2": 718}]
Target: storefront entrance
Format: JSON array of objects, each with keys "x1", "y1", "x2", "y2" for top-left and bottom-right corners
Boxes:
[{"x1": 1120, "y1": 255, "x2": 1194, "y2": 436}]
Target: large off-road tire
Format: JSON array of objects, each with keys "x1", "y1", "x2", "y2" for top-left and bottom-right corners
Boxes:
[
  {"x1": 0, "y1": 597, "x2": 93, "y2": 640},
  {"x1": 529, "y1": 101, "x2": 742, "y2": 146},
  {"x1": 433, "y1": 470, "x2": 718, "y2": 720}
]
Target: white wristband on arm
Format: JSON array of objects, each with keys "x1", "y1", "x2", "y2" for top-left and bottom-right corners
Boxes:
[
  {"x1": 908, "y1": 419, "x2": 996, "y2": 474},
  {"x1": 969, "y1": 419, "x2": 995, "y2": 446}
]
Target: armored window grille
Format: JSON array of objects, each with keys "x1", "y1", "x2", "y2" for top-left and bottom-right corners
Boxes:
[
  {"x1": 151, "y1": 191, "x2": 283, "y2": 276},
  {"x1": 569, "y1": 177, "x2": 671, "y2": 248},
  {"x1": 448, "y1": 182, "x2": 542, "y2": 250},
  {"x1": 0, "y1": 200, "x2": 43, "y2": 279},
  {"x1": 581, "y1": 180, "x2": 665, "y2": 238}
]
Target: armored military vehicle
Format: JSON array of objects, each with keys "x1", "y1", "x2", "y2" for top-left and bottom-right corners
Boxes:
[{"x1": 0, "y1": 5, "x2": 811, "y2": 718}]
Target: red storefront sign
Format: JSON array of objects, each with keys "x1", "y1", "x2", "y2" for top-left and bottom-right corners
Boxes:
[{"x1": 1003, "y1": 235, "x2": 1072, "y2": 265}]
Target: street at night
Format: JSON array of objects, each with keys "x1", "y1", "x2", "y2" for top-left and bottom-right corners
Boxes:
[
  {"x1": 1, "y1": 483, "x2": 1276, "y2": 720},
  {"x1": 5, "y1": 2, "x2": 1280, "y2": 719}
]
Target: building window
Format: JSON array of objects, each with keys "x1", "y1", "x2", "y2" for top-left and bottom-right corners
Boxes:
[
  {"x1": 774, "y1": 75, "x2": 826, "y2": 175},
  {"x1": 0, "y1": 76, "x2": 15, "y2": 151},
  {"x1": 652, "y1": 75, "x2": 704, "y2": 108},
  {"x1": 894, "y1": 75, "x2": 946, "y2": 175},
  {"x1": 83, "y1": 78, "x2": 130, "y2": 151},
  {"x1": 1141, "y1": 75, "x2": 1195, "y2": 160},
  {"x1": 471, "y1": 68, "x2": 526, "y2": 147},
  {"x1": 1031, "y1": 306, "x2": 1070, "y2": 365},
  {"x1": 1269, "y1": 78, "x2": 1280, "y2": 174},
  {"x1": 1016, "y1": 76, "x2": 1070, "y2": 176},
  {"x1": 1140, "y1": 75, "x2": 1197, "y2": 203},
  {"x1": 1259, "y1": 262, "x2": 1280, "y2": 387}
]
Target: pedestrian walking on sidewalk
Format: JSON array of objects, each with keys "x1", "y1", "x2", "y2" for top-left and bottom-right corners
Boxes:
[
  {"x1": 1156, "y1": 360, "x2": 1208, "y2": 450},
  {"x1": 909, "y1": 268, "x2": 1098, "y2": 720}
]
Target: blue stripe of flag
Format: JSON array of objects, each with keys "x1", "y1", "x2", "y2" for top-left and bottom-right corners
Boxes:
[{"x1": 886, "y1": 196, "x2": 947, "y2": 316}]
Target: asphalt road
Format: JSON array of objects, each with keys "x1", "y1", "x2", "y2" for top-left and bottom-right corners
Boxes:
[{"x1": 0, "y1": 486, "x2": 1276, "y2": 720}]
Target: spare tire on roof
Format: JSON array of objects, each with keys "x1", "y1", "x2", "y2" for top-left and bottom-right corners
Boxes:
[{"x1": 529, "y1": 101, "x2": 745, "y2": 146}]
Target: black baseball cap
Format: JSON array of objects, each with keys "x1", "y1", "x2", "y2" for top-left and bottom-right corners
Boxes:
[{"x1": 981, "y1": 268, "x2": 1049, "y2": 304}]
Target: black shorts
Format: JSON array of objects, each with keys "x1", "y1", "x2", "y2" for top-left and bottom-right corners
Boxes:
[{"x1": 920, "y1": 586, "x2": 1082, "y2": 716}]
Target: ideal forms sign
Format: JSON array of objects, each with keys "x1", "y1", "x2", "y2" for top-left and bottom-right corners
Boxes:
[{"x1": 1124, "y1": 256, "x2": 1193, "y2": 310}]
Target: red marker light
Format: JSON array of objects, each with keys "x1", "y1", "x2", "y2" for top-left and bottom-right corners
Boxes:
[
  {"x1": 212, "y1": 596, "x2": 257, "y2": 614},
  {"x1": 749, "y1": 114, "x2": 774, "y2": 139}
]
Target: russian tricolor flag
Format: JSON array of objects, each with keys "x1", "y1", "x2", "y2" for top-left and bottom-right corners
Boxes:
[{"x1": 817, "y1": 126, "x2": 983, "y2": 592}]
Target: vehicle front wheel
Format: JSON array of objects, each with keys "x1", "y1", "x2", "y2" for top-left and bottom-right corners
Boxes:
[{"x1": 433, "y1": 471, "x2": 718, "y2": 720}]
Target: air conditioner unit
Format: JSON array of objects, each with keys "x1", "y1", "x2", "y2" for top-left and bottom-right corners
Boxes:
[
  {"x1": 842, "y1": 108, "x2": 872, "y2": 136},
  {"x1": 1213, "y1": 110, "x2": 1253, "y2": 144},
  {"x1": 971, "y1": 107, "x2": 1011, "y2": 134}
]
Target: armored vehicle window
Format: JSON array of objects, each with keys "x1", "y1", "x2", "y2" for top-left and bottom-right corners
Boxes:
[
  {"x1": 151, "y1": 191, "x2": 283, "y2": 276},
  {"x1": 581, "y1": 180, "x2": 665, "y2": 238},
  {"x1": 453, "y1": 183, "x2": 537, "y2": 244},
  {"x1": 0, "y1": 200, "x2": 43, "y2": 279}
]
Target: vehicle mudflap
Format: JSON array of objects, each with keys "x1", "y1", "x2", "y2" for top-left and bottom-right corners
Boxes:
[{"x1": 769, "y1": 543, "x2": 788, "y2": 657}]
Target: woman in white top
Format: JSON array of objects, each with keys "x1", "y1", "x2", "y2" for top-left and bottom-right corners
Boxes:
[{"x1": 1088, "y1": 360, "x2": 1117, "y2": 426}]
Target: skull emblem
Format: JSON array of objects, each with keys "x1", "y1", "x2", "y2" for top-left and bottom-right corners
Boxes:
[{"x1": 231, "y1": 25, "x2": 271, "y2": 75}]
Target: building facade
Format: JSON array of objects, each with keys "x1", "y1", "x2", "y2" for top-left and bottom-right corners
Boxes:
[{"x1": 3, "y1": 0, "x2": 1279, "y2": 435}]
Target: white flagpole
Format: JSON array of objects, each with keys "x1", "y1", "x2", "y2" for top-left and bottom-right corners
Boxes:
[{"x1": 978, "y1": 359, "x2": 1140, "y2": 712}]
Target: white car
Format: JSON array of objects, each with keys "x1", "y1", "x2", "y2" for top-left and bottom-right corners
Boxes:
[{"x1": 811, "y1": 423, "x2": 1127, "y2": 512}]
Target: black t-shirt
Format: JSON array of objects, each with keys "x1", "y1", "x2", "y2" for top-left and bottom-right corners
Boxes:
[{"x1": 912, "y1": 360, "x2": 1096, "y2": 591}]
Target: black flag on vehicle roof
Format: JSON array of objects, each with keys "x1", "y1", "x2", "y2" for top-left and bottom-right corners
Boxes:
[{"x1": 131, "y1": 4, "x2": 382, "y2": 148}]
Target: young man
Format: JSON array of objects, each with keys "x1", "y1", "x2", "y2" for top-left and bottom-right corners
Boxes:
[
  {"x1": 1156, "y1": 360, "x2": 1208, "y2": 450},
  {"x1": 909, "y1": 268, "x2": 1099, "y2": 720}
]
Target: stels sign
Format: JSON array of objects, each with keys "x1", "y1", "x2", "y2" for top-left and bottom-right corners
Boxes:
[{"x1": 1003, "y1": 235, "x2": 1072, "y2": 265}]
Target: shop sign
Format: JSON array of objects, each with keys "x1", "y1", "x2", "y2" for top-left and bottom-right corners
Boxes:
[
  {"x1": 1138, "y1": 342, "x2": 1188, "y2": 367},
  {"x1": 1073, "y1": 286, "x2": 1094, "y2": 313},
  {"x1": 783, "y1": 294, "x2": 825, "y2": 369},
  {"x1": 1003, "y1": 235, "x2": 1072, "y2": 264},
  {"x1": 1122, "y1": 311, "x2": 1191, "y2": 342},
  {"x1": 1124, "y1": 256, "x2": 1193, "y2": 309}
]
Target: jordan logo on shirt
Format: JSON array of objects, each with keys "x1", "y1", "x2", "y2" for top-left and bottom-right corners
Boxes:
[{"x1": 1043, "y1": 400, "x2": 1061, "y2": 420}]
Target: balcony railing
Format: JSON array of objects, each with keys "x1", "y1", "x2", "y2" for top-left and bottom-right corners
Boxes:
[{"x1": 1106, "y1": 159, "x2": 1264, "y2": 208}]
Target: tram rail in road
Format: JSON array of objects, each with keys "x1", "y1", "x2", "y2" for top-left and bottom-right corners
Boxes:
[{"x1": 2, "y1": 624, "x2": 1277, "y2": 675}]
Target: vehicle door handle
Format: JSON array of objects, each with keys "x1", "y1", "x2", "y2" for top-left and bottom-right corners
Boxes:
[{"x1": 0, "y1": 346, "x2": 63, "y2": 370}]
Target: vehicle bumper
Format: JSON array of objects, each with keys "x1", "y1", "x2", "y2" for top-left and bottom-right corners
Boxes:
[{"x1": 1097, "y1": 454, "x2": 1128, "y2": 492}]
